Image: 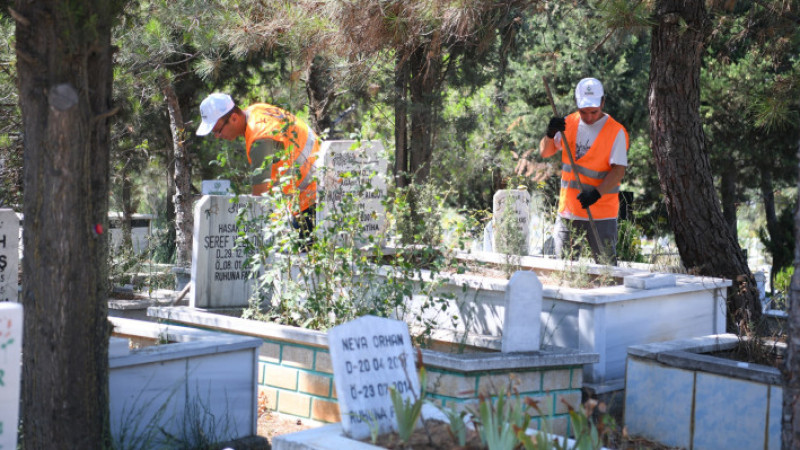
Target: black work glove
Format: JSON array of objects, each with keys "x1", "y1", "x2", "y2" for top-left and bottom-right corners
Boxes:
[
  {"x1": 546, "y1": 117, "x2": 566, "y2": 138},
  {"x1": 577, "y1": 188, "x2": 602, "y2": 209}
]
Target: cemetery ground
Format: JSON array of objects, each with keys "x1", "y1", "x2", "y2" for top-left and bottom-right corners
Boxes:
[
  {"x1": 104, "y1": 182, "x2": 783, "y2": 450},
  {"x1": 257, "y1": 408, "x2": 679, "y2": 450}
]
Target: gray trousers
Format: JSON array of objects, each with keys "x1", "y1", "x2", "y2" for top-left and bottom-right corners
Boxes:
[{"x1": 554, "y1": 216, "x2": 617, "y2": 264}]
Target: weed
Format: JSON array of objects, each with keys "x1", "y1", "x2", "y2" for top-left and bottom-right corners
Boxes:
[
  {"x1": 472, "y1": 387, "x2": 531, "y2": 450},
  {"x1": 112, "y1": 378, "x2": 240, "y2": 450},
  {"x1": 443, "y1": 407, "x2": 468, "y2": 447},
  {"x1": 233, "y1": 166, "x2": 459, "y2": 339},
  {"x1": 616, "y1": 219, "x2": 645, "y2": 263},
  {"x1": 389, "y1": 383, "x2": 425, "y2": 445}
]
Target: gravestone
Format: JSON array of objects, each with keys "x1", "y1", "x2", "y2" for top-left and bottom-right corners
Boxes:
[
  {"x1": 201, "y1": 179, "x2": 233, "y2": 196},
  {"x1": 501, "y1": 271, "x2": 542, "y2": 353},
  {"x1": 316, "y1": 141, "x2": 388, "y2": 240},
  {"x1": 328, "y1": 315, "x2": 420, "y2": 440},
  {"x1": 0, "y1": 303, "x2": 23, "y2": 449},
  {"x1": 0, "y1": 210, "x2": 19, "y2": 302},
  {"x1": 191, "y1": 195, "x2": 269, "y2": 308},
  {"x1": 492, "y1": 189, "x2": 531, "y2": 255}
]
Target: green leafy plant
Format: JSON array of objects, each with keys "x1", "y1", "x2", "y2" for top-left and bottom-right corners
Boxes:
[
  {"x1": 112, "y1": 379, "x2": 239, "y2": 450},
  {"x1": 389, "y1": 384, "x2": 425, "y2": 444},
  {"x1": 616, "y1": 219, "x2": 645, "y2": 263},
  {"x1": 443, "y1": 407, "x2": 468, "y2": 447},
  {"x1": 349, "y1": 410, "x2": 381, "y2": 445},
  {"x1": 768, "y1": 265, "x2": 793, "y2": 311},
  {"x1": 472, "y1": 387, "x2": 531, "y2": 450},
  {"x1": 233, "y1": 145, "x2": 456, "y2": 335},
  {"x1": 494, "y1": 189, "x2": 528, "y2": 258},
  {"x1": 392, "y1": 182, "x2": 444, "y2": 247},
  {"x1": 565, "y1": 401, "x2": 604, "y2": 450},
  {"x1": 518, "y1": 398, "x2": 612, "y2": 450}
]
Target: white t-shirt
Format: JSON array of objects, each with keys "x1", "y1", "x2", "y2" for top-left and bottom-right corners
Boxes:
[{"x1": 554, "y1": 114, "x2": 627, "y2": 166}]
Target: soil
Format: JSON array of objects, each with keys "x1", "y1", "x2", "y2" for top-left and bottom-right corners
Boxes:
[
  {"x1": 257, "y1": 410, "x2": 316, "y2": 442},
  {"x1": 256, "y1": 413, "x2": 680, "y2": 450},
  {"x1": 365, "y1": 419, "x2": 484, "y2": 449},
  {"x1": 432, "y1": 262, "x2": 621, "y2": 289},
  {"x1": 708, "y1": 338, "x2": 785, "y2": 368}
]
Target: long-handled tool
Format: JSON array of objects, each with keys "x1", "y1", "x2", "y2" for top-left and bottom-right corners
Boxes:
[{"x1": 542, "y1": 76, "x2": 604, "y2": 263}]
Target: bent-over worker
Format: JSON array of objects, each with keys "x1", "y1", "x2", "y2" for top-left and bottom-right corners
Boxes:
[{"x1": 196, "y1": 93, "x2": 320, "y2": 240}]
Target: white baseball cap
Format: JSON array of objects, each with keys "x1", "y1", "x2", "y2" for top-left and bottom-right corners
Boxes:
[
  {"x1": 196, "y1": 93, "x2": 235, "y2": 136},
  {"x1": 575, "y1": 78, "x2": 604, "y2": 109}
]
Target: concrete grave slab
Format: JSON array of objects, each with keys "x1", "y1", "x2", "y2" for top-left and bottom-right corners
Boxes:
[
  {"x1": 327, "y1": 315, "x2": 420, "y2": 440},
  {"x1": 0, "y1": 209, "x2": 19, "y2": 302},
  {"x1": 316, "y1": 141, "x2": 388, "y2": 241},
  {"x1": 492, "y1": 189, "x2": 531, "y2": 255},
  {"x1": 191, "y1": 195, "x2": 269, "y2": 308},
  {"x1": 0, "y1": 303, "x2": 22, "y2": 450},
  {"x1": 501, "y1": 271, "x2": 542, "y2": 353}
]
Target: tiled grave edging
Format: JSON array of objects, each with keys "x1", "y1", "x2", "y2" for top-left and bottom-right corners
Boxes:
[
  {"x1": 421, "y1": 348, "x2": 595, "y2": 437},
  {"x1": 625, "y1": 334, "x2": 782, "y2": 450},
  {"x1": 148, "y1": 306, "x2": 598, "y2": 435},
  {"x1": 258, "y1": 338, "x2": 340, "y2": 423}
]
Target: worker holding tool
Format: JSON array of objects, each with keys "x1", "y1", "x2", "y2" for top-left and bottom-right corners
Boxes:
[
  {"x1": 539, "y1": 78, "x2": 629, "y2": 263},
  {"x1": 196, "y1": 93, "x2": 320, "y2": 240}
]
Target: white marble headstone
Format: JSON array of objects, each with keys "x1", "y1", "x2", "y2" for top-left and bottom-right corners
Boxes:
[
  {"x1": 328, "y1": 316, "x2": 420, "y2": 439},
  {"x1": 492, "y1": 189, "x2": 531, "y2": 255},
  {"x1": 316, "y1": 141, "x2": 388, "y2": 240},
  {"x1": 501, "y1": 271, "x2": 542, "y2": 353},
  {"x1": 0, "y1": 210, "x2": 19, "y2": 302},
  {"x1": 0, "y1": 303, "x2": 22, "y2": 449},
  {"x1": 191, "y1": 196, "x2": 269, "y2": 308},
  {"x1": 201, "y1": 180, "x2": 233, "y2": 196}
]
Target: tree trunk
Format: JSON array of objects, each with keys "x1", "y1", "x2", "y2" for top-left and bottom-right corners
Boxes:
[
  {"x1": 162, "y1": 81, "x2": 192, "y2": 268},
  {"x1": 306, "y1": 55, "x2": 335, "y2": 136},
  {"x1": 15, "y1": 0, "x2": 121, "y2": 446},
  {"x1": 163, "y1": 149, "x2": 177, "y2": 263},
  {"x1": 649, "y1": 0, "x2": 760, "y2": 331},
  {"x1": 121, "y1": 164, "x2": 134, "y2": 251},
  {"x1": 719, "y1": 162, "x2": 737, "y2": 237},
  {"x1": 761, "y1": 172, "x2": 781, "y2": 294},
  {"x1": 408, "y1": 46, "x2": 436, "y2": 184},
  {"x1": 781, "y1": 99, "x2": 800, "y2": 450},
  {"x1": 394, "y1": 53, "x2": 410, "y2": 189}
]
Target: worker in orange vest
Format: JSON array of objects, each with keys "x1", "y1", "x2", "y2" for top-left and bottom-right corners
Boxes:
[
  {"x1": 196, "y1": 93, "x2": 320, "y2": 240},
  {"x1": 539, "y1": 78, "x2": 629, "y2": 263}
]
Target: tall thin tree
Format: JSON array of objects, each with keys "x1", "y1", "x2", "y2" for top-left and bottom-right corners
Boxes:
[
  {"x1": 162, "y1": 80, "x2": 193, "y2": 268},
  {"x1": 14, "y1": 0, "x2": 123, "y2": 445}
]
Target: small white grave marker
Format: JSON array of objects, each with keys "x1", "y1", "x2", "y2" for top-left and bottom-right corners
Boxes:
[
  {"x1": 0, "y1": 303, "x2": 23, "y2": 449},
  {"x1": 328, "y1": 316, "x2": 420, "y2": 439},
  {"x1": 316, "y1": 141, "x2": 388, "y2": 240},
  {"x1": 0, "y1": 210, "x2": 19, "y2": 302},
  {"x1": 492, "y1": 189, "x2": 531, "y2": 255},
  {"x1": 201, "y1": 180, "x2": 233, "y2": 196},
  {"x1": 191, "y1": 196, "x2": 269, "y2": 308},
  {"x1": 502, "y1": 271, "x2": 542, "y2": 353}
]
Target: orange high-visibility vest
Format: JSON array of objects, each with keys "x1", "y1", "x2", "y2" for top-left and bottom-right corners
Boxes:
[
  {"x1": 244, "y1": 104, "x2": 319, "y2": 212},
  {"x1": 558, "y1": 112, "x2": 628, "y2": 220}
]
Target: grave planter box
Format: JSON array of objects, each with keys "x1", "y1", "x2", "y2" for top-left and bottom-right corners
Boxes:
[
  {"x1": 147, "y1": 306, "x2": 598, "y2": 437},
  {"x1": 271, "y1": 422, "x2": 610, "y2": 450},
  {"x1": 624, "y1": 334, "x2": 782, "y2": 450},
  {"x1": 108, "y1": 317, "x2": 261, "y2": 447},
  {"x1": 385, "y1": 251, "x2": 730, "y2": 392}
]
